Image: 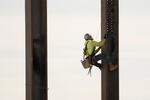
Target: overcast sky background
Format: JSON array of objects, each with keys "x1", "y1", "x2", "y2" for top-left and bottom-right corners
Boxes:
[{"x1": 0, "y1": 0, "x2": 150, "y2": 100}]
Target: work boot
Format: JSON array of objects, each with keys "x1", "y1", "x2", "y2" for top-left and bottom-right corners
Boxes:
[{"x1": 108, "y1": 63, "x2": 118, "y2": 71}]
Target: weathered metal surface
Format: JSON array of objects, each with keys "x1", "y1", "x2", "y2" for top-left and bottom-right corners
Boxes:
[
  {"x1": 25, "y1": 0, "x2": 47, "y2": 100},
  {"x1": 101, "y1": 0, "x2": 119, "y2": 100}
]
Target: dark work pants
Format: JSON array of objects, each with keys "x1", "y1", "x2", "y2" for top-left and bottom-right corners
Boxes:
[{"x1": 91, "y1": 53, "x2": 110, "y2": 68}]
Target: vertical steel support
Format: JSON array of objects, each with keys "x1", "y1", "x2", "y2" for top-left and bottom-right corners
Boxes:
[
  {"x1": 25, "y1": 0, "x2": 47, "y2": 100},
  {"x1": 101, "y1": 0, "x2": 119, "y2": 100}
]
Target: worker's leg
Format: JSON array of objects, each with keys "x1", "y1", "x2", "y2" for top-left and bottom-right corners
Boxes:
[
  {"x1": 94, "y1": 53, "x2": 106, "y2": 61},
  {"x1": 92, "y1": 53, "x2": 106, "y2": 69},
  {"x1": 101, "y1": 53, "x2": 118, "y2": 71},
  {"x1": 92, "y1": 61, "x2": 102, "y2": 69}
]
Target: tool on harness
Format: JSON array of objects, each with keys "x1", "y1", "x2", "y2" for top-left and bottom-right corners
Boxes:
[{"x1": 81, "y1": 55, "x2": 93, "y2": 76}]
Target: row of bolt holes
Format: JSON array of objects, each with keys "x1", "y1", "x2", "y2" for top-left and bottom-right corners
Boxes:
[{"x1": 106, "y1": 0, "x2": 114, "y2": 32}]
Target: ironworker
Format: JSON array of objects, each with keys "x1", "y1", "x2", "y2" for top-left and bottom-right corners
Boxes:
[{"x1": 82, "y1": 33, "x2": 118, "y2": 71}]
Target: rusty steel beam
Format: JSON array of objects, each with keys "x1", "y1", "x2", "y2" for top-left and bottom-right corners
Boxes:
[
  {"x1": 25, "y1": 0, "x2": 47, "y2": 100},
  {"x1": 101, "y1": 0, "x2": 119, "y2": 100}
]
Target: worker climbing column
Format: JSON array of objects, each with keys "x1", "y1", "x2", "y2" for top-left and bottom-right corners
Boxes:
[
  {"x1": 25, "y1": 0, "x2": 47, "y2": 100},
  {"x1": 101, "y1": 0, "x2": 119, "y2": 100}
]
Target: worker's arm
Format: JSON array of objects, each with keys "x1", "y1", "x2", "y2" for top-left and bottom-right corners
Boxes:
[
  {"x1": 93, "y1": 39, "x2": 106, "y2": 47},
  {"x1": 86, "y1": 39, "x2": 106, "y2": 56}
]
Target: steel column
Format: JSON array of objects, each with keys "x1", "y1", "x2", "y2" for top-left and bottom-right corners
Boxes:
[
  {"x1": 101, "y1": 0, "x2": 119, "y2": 100},
  {"x1": 25, "y1": 0, "x2": 47, "y2": 100}
]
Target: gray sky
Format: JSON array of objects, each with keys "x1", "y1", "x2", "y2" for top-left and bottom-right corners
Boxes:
[
  {"x1": 0, "y1": 0, "x2": 150, "y2": 100},
  {"x1": 48, "y1": 0, "x2": 100, "y2": 15}
]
